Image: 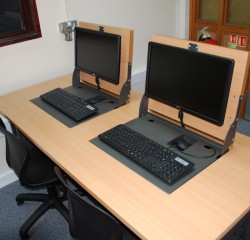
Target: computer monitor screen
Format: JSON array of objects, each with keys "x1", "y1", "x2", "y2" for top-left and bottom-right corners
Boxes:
[
  {"x1": 145, "y1": 42, "x2": 235, "y2": 126},
  {"x1": 75, "y1": 27, "x2": 121, "y2": 85}
]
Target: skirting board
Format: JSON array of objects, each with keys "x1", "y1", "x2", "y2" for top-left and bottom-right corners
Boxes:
[{"x1": 0, "y1": 170, "x2": 18, "y2": 189}]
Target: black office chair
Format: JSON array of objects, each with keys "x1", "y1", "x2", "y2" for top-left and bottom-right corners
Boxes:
[
  {"x1": 0, "y1": 125, "x2": 69, "y2": 239},
  {"x1": 0, "y1": 117, "x2": 34, "y2": 152},
  {"x1": 54, "y1": 166, "x2": 140, "y2": 240}
]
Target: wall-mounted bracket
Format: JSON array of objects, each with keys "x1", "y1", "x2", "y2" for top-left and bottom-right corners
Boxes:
[
  {"x1": 118, "y1": 62, "x2": 132, "y2": 107},
  {"x1": 139, "y1": 94, "x2": 149, "y2": 117},
  {"x1": 72, "y1": 69, "x2": 82, "y2": 88},
  {"x1": 221, "y1": 95, "x2": 243, "y2": 155},
  {"x1": 188, "y1": 43, "x2": 198, "y2": 52},
  {"x1": 99, "y1": 26, "x2": 104, "y2": 32}
]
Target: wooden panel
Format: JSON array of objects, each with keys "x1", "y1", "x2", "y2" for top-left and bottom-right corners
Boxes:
[
  {"x1": 78, "y1": 22, "x2": 134, "y2": 97},
  {"x1": 149, "y1": 35, "x2": 250, "y2": 141}
]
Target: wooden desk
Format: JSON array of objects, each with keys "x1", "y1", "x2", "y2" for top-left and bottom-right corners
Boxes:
[{"x1": 0, "y1": 75, "x2": 249, "y2": 240}]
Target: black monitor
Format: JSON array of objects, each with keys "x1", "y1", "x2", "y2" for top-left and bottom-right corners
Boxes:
[
  {"x1": 145, "y1": 42, "x2": 235, "y2": 126},
  {"x1": 75, "y1": 27, "x2": 121, "y2": 85}
]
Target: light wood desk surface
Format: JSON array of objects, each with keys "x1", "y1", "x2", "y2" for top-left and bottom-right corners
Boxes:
[{"x1": 0, "y1": 75, "x2": 249, "y2": 240}]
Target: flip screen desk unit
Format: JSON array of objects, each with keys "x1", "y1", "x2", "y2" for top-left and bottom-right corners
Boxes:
[
  {"x1": 31, "y1": 22, "x2": 134, "y2": 128},
  {"x1": 0, "y1": 75, "x2": 250, "y2": 240}
]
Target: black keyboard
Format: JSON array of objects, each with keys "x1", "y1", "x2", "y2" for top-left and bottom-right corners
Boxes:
[
  {"x1": 98, "y1": 124, "x2": 194, "y2": 184},
  {"x1": 40, "y1": 88, "x2": 98, "y2": 121}
]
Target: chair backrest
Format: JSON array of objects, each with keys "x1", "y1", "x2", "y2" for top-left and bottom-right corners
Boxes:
[
  {"x1": 54, "y1": 166, "x2": 123, "y2": 240},
  {"x1": 0, "y1": 117, "x2": 5, "y2": 129},
  {"x1": 0, "y1": 125, "x2": 27, "y2": 179}
]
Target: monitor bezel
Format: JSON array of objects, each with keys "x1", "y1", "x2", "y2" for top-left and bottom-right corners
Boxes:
[
  {"x1": 74, "y1": 27, "x2": 121, "y2": 85},
  {"x1": 145, "y1": 41, "x2": 235, "y2": 126}
]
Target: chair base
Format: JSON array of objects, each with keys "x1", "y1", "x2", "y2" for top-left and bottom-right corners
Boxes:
[{"x1": 16, "y1": 184, "x2": 69, "y2": 239}]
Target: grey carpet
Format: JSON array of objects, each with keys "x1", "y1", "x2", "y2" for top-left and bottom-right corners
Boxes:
[{"x1": 0, "y1": 182, "x2": 72, "y2": 240}]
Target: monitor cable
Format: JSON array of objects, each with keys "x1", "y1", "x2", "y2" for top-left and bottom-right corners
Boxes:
[
  {"x1": 95, "y1": 77, "x2": 100, "y2": 91},
  {"x1": 178, "y1": 110, "x2": 185, "y2": 128},
  {"x1": 167, "y1": 145, "x2": 217, "y2": 159}
]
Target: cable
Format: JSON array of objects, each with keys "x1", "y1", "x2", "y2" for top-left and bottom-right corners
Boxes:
[
  {"x1": 178, "y1": 110, "x2": 185, "y2": 128},
  {"x1": 94, "y1": 100, "x2": 116, "y2": 106},
  {"x1": 167, "y1": 145, "x2": 217, "y2": 159},
  {"x1": 178, "y1": 146, "x2": 217, "y2": 159},
  {"x1": 95, "y1": 77, "x2": 100, "y2": 91}
]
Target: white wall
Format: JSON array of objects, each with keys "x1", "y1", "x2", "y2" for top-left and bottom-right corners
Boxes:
[
  {"x1": 0, "y1": 0, "x2": 74, "y2": 186},
  {"x1": 0, "y1": 0, "x2": 190, "y2": 187},
  {"x1": 0, "y1": 0, "x2": 74, "y2": 96}
]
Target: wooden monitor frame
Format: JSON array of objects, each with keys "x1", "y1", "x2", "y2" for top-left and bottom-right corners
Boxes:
[
  {"x1": 141, "y1": 35, "x2": 250, "y2": 151},
  {"x1": 73, "y1": 21, "x2": 134, "y2": 106}
]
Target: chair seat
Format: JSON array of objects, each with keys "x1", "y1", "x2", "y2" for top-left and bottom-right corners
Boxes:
[{"x1": 55, "y1": 166, "x2": 140, "y2": 240}]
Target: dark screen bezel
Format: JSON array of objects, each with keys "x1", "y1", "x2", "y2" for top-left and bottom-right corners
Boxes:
[
  {"x1": 145, "y1": 41, "x2": 235, "y2": 126},
  {"x1": 74, "y1": 27, "x2": 121, "y2": 85}
]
